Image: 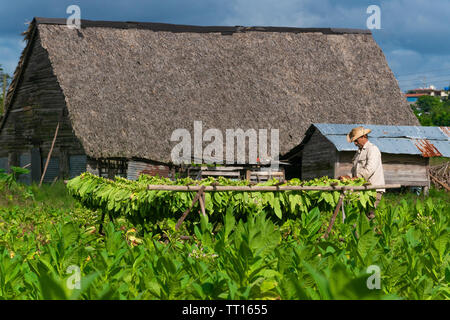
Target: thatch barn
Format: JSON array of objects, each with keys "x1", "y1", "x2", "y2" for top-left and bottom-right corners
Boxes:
[
  {"x1": 0, "y1": 17, "x2": 419, "y2": 183},
  {"x1": 282, "y1": 123, "x2": 450, "y2": 190}
]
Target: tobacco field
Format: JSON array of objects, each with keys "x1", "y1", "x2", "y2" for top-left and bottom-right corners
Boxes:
[{"x1": 0, "y1": 169, "x2": 449, "y2": 300}]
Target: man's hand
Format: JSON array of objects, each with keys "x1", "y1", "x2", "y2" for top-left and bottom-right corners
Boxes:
[{"x1": 338, "y1": 175, "x2": 359, "y2": 181}]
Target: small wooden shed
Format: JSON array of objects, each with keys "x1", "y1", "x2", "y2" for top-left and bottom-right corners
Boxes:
[{"x1": 282, "y1": 123, "x2": 450, "y2": 189}]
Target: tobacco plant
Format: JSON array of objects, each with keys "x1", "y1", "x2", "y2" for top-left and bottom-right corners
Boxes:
[{"x1": 0, "y1": 175, "x2": 448, "y2": 300}]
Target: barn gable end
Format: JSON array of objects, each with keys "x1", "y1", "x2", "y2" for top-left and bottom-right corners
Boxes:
[{"x1": 0, "y1": 27, "x2": 85, "y2": 181}]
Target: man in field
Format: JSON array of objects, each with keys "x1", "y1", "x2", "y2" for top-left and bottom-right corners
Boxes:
[{"x1": 339, "y1": 126, "x2": 385, "y2": 220}]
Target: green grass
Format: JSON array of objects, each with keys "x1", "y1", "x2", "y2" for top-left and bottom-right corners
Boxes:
[
  {"x1": 30, "y1": 182, "x2": 77, "y2": 207},
  {"x1": 383, "y1": 186, "x2": 450, "y2": 205},
  {"x1": 0, "y1": 179, "x2": 448, "y2": 300},
  {"x1": 1, "y1": 181, "x2": 74, "y2": 210}
]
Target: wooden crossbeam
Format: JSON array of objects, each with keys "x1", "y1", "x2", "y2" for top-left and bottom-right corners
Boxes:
[
  {"x1": 323, "y1": 193, "x2": 345, "y2": 239},
  {"x1": 201, "y1": 171, "x2": 241, "y2": 176},
  {"x1": 200, "y1": 166, "x2": 244, "y2": 171},
  {"x1": 250, "y1": 171, "x2": 284, "y2": 176},
  {"x1": 39, "y1": 122, "x2": 59, "y2": 187}
]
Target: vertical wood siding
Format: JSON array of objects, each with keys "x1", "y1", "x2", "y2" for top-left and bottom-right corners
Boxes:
[
  {"x1": 301, "y1": 130, "x2": 336, "y2": 180},
  {"x1": 0, "y1": 157, "x2": 8, "y2": 172},
  {"x1": 0, "y1": 31, "x2": 86, "y2": 180},
  {"x1": 69, "y1": 155, "x2": 87, "y2": 178},
  {"x1": 42, "y1": 157, "x2": 59, "y2": 183},
  {"x1": 18, "y1": 153, "x2": 31, "y2": 184}
]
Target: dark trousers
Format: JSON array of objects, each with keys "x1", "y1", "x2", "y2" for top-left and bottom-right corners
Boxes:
[{"x1": 374, "y1": 192, "x2": 383, "y2": 208}]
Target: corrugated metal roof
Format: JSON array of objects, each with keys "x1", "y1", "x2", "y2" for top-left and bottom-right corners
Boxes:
[
  {"x1": 312, "y1": 123, "x2": 450, "y2": 157},
  {"x1": 441, "y1": 127, "x2": 450, "y2": 137}
]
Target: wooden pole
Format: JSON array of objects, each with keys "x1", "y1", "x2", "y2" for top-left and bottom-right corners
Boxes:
[
  {"x1": 198, "y1": 190, "x2": 206, "y2": 216},
  {"x1": 39, "y1": 122, "x2": 60, "y2": 187},
  {"x1": 342, "y1": 193, "x2": 346, "y2": 223},
  {"x1": 147, "y1": 184, "x2": 401, "y2": 192},
  {"x1": 175, "y1": 186, "x2": 206, "y2": 230},
  {"x1": 323, "y1": 193, "x2": 345, "y2": 239}
]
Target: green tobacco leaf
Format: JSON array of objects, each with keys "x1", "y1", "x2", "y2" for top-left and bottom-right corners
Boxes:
[
  {"x1": 359, "y1": 193, "x2": 367, "y2": 209},
  {"x1": 224, "y1": 207, "x2": 236, "y2": 241},
  {"x1": 321, "y1": 192, "x2": 334, "y2": 206},
  {"x1": 333, "y1": 191, "x2": 340, "y2": 204},
  {"x1": 329, "y1": 264, "x2": 383, "y2": 300},
  {"x1": 405, "y1": 228, "x2": 421, "y2": 249},
  {"x1": 278, "y1": 273, "x2": 310, "y2": 300},
  {"x1": 62, "y1": 223, "x2": 79, "y2": 249},
  {"x1": 357, "y1": 212, "x2": 371, "y2": 236},
  {"x1": 289, "y1": 194, "x2": 296, "y2": 213},
  {"x1": 425, "y1": 198, "x2": 434, "y2": 213},
  {"x1": 415, "y1": 200, "x2": 424, "y2": 215},
  {"x1": 37, "y1": 265, "x2": 68, "y2": 300},
  {"x1": 357, "y1": 232, "x2": 379, "y2": 263},
  {"x1": 433, "y1": 233, "x2": 449, "y2": 262},
  {"x1": 273, "y1": 197, "x2": 282, "y2": 219},
  {"x1": 302, "y1": 261, "x2": 331, "y2": 300},
  {"x1": 213, "y1": 192, "x2": 222, "y2": 206}
]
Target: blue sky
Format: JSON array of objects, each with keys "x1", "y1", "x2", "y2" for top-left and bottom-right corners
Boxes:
[{"x1": 1, "y1": 0, "x2": 449, "y2": 92}]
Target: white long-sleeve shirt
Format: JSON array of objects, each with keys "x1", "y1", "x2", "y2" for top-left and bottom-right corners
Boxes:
[{"x1": 351, "y1": 141, "x2": 385, "y2": 192}]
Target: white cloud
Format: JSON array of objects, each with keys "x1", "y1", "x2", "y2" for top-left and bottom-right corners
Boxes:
[{"x1": 386, "y1": 49, "x2": 450, "y2": 91}]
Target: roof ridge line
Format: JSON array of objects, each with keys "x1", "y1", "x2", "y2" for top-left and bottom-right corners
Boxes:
[{"x1": 33, "y1": 17, "x2": 372, "y2": 34}]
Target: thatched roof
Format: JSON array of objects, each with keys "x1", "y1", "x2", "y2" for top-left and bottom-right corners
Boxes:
[{"x1": 2, "y1": 18, "x2": 419, "y2": 163}]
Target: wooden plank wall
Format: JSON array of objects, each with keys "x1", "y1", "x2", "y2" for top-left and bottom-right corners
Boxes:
[
  {"x1": 301, "y1": 130, "x2": 336, "y2": 180},
  {"x1": 335, "y1": 151, "x2": 429, "y2": 186},
  {"x1": 0, "y1": 31, "x2": 85, "y2": 179},
  {"x1": 127, "y1": 160, "x2": 172, "y2": 180}
]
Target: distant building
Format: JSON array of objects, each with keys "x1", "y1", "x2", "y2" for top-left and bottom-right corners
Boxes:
[{"x1": 405, "y1": 86, "x2": 449, "y2": 103}]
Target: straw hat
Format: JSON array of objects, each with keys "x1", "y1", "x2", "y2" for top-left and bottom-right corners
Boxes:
[{"x1": 346, "y1": 126, "x2": 372, "y2": 143}]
